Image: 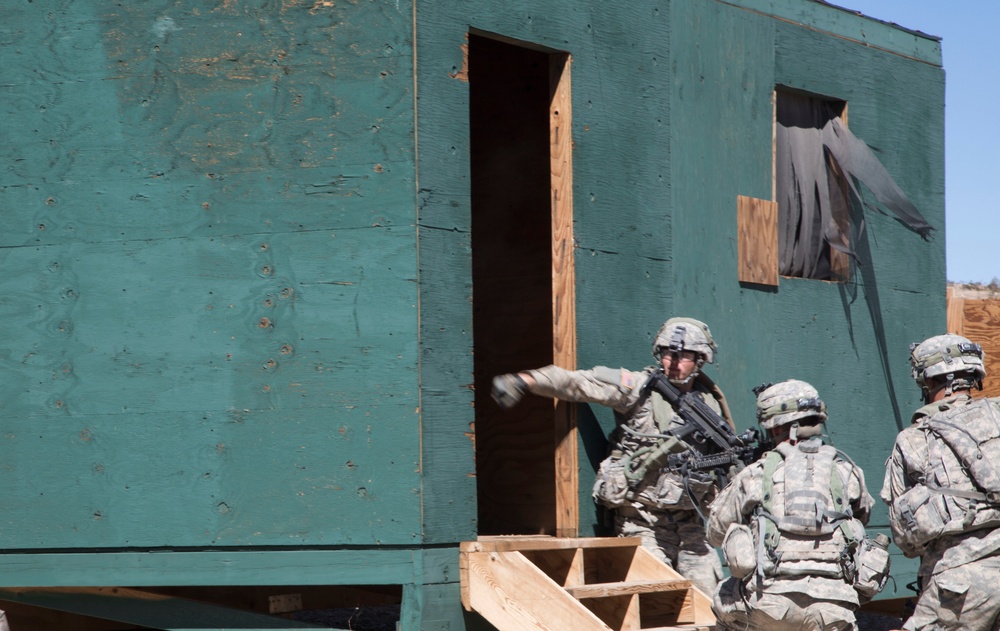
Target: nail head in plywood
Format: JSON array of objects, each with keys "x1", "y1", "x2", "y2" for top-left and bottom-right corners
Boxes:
[{"x1": 737, "y1": 195, "x2": 778, "y2": 287}]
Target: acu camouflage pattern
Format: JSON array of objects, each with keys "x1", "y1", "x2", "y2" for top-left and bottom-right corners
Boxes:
[
  {"x1": 652, "y1": 317, "x2": 717, "y2": 364},
  {"x1": 755, "y1": 379, "x2": 828, "y2": 431},
  {"x1": 713, "y1": 584, "x2": 860, "y2": 631},
  {"x1": 882, "y1": 393, "x2": 1000, "y2": 630},
  {"x1": 909, "y1": 333, "x2": 985, "y2": 389},
  {"x1": 707, "y1": 429, "x2": 874, "y2": 631},
  {"x1": 900, "y1": 555, "x2": 1000, "y2": 631},
  {"x1": 524, "y1": 363, "x2": 724, "y2": 593}
]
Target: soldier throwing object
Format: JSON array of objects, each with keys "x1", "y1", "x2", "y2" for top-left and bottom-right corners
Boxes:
[
  {"x1": 882, "y1": 334, "x2": 1000, "y2": 631},
  {"x1": 491, "y1": 317, "x2": 730, "y2": 593}
]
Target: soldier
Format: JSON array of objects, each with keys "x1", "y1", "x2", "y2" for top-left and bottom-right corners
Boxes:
[
  {"x1": 882, "y1": 334, "x2": 1000, "y2": 631},
  {"x1": 707, "y1": 380, "x2": 884, "y2": 631},
  {"x1": 491, "y1": 317, "x2": 730, "y2": 593}
]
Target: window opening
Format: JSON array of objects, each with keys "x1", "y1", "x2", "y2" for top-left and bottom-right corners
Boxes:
[{"x1": 775, "y1": 88, "x2": 933, "y2": 282}]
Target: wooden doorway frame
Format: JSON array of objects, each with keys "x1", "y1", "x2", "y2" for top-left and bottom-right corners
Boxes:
[
  {"x1": 468, "y1": 32, "x2": 577, "y2": 538},
  {"x1": 549, "y1": 53, "x2": 577, "y2": 537}
]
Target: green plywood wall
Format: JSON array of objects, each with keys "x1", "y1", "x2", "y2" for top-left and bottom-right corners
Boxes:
[
  {"x1": 2, "y1": 0, "x2": 944, "y2": 610},
  {"x1": 416, "y1": 0, "x2": 943, "y2": 602},
  {"x1": 1, "y1": 0, "x2": 430, "y2": 548},
  {"x1": 668, "y1": 0, "x2": 945, "y2": 533}
]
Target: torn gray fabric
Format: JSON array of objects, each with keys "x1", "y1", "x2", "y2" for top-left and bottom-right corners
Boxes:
[
  {"x1": 776, "y1": 93, "x2": 933, "y2": 279},
  {"x1": 825, "y1": 117, "x2": 934, "y2": 237}
]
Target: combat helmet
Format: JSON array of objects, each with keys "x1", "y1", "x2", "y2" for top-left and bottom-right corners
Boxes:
[
  {"x1": 652, "y1": 317, "x2": 717, "y2": 364},
  {"x1": 755, "y1": 379, "x2": 828, "y2": 434},
  {"x1": 652, "y1": 317, "x2": 717, "y2": 386},
  {"x1": 909, "y1": 334, "x2": 985, "y2": 402}
]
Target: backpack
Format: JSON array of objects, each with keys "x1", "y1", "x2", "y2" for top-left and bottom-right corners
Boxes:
[
  {"x1": 890, "y1": 398, "x2": 1000, "y2": 555},
  {"x1": 925, "y1": 398, "x2": 1000, "y2": 503},
  {"x1": 720, "y1": 439, "x2": 889, "y2": 598},
  {"x1": 755, "y1": 440, "x2": 858, "y2": 580}
]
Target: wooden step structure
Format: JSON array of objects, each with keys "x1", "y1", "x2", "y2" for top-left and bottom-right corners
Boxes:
[{"x1": 460, "y1": 536, "x2": 716, "y2": 631}]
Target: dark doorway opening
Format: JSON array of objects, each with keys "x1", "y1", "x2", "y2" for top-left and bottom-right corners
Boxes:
[{"x1": 469, "y1": 32, "x2": 576, "y2": 537}]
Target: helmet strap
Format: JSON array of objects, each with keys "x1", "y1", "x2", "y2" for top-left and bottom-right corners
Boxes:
[{"x1": 923, "y1": 373, "x2": 980, "y2": 404}]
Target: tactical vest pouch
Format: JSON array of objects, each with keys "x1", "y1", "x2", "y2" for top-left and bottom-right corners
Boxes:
[
  {"x1": 853, "y1": 534, "x2": 891, "y2": 603},
  {"x1": 891, "y1": 483, "x2": 948, "y2": 551},
  {"x1": 593, "y1": 456, "x2": 629, "y2": 508},
  {"x1": 721, "y1": 523, "x2": 756, "y2": 579}
]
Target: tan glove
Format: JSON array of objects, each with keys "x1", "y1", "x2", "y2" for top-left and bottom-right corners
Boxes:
[{"x1": 491, "y1": 373, "x2": 528, "y2": 409}]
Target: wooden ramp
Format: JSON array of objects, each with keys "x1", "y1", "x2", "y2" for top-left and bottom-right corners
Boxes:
[{"x1": 460, "y1": 536, "x2": 716, "y2": 631}]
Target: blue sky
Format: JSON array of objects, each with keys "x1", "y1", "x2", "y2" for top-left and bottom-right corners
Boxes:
[{"x1": 833, "y1": 1, "x2": 997, "y2": 284}]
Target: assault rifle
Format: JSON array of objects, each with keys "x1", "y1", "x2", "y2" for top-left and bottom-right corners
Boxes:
[{"x1": 623, "y1": 370, "x2": 769, "y2": 490}]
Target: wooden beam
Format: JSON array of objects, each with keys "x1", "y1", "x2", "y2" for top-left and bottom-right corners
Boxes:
[
  {"x1": 0, "y1": 587, "x2": 333, "y2": 631},
  {"x1": 464, "y1": 550, "x2": 608, "y2": 631},
  {"x1": 946, "y1": 285, "x2": 965, "y2": 336},
  {"x1": 550, "y1": 51, "x2": 579, "y2": 539},
  {"x1": 0, "y1": 548, "x2": 452, "y2": 587},
  {"x1": 565, "y1": 579, "x2": 692, "y2": 599},
  {"x1": 463, "y1": 536, "x2": 644, "y2": 553}
]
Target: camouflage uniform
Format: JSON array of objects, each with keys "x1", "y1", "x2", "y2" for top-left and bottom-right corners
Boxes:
[
  {"x1": 525, "y1": 362, "x2": 728, "y2": 593},
  {"x1": 881, "y1": 334, "x2": 1000, "y2": 631},
  {"x1": 707, "y1": 380, "x2": 875, "y2": 631},
  {"x1": 491, "y1": 317, "x2": 730, "y2": 594},
  {"x1": 882, "y1": 395, "x2": 1000, "y2": 630}
]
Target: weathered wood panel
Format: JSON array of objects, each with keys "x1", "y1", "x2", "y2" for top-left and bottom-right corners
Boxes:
[
  {"x1": 947, "y1": 287, "x2": 1000, "y2": 398},
  {"x1": 737, "y1": 196, "x2": 779, "y2": 286}
]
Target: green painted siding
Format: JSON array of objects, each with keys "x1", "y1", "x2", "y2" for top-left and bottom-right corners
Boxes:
[
  {"x1": 2, "y1": 1, "x2": 424, "y2": 548},
  {"x1": 2, "y1": 0, "x2": 943, "y2": 617}
]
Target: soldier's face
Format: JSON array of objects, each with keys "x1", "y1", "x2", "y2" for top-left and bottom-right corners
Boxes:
[{"x1": 660, "y1": 350, "x2": 698, "y2": 381}]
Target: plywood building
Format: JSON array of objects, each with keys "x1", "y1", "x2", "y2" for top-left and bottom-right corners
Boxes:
[{"x1": 0, "y1": 0, "x2": 945, "y2": 628}]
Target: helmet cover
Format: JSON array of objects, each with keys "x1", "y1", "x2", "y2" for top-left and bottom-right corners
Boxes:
[
  {"x1": 652, "y1": 317, "x2": 716, "y2": 364},
  {"x1": 755, "y1": 379, "x2": 827, "y2": 430},
  {"x1": 909, "y1": 334, "x2": 986, "y2": 389}
]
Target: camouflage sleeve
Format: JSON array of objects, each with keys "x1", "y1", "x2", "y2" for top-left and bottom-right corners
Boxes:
[
  {"x1": 706, "y1": 463, "x2": 763, "y2": 547},
  {"x1": 840, "y1": 460, "x2": 875, "y2": 525},
  {"x1": 880, "y1": 430, "x2": 930, "y2": 558},
  {"x1": 524, "y1": 365, "x2": 645, "y2": 414},
  {"x1": 879, "y1": 428, "x2": 926, "y2": 506}
]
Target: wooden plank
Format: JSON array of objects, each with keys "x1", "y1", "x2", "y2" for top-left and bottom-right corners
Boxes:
[
  {"x1": 566, "y1": 579, "x2": 692, "y2": 599},
  {"x1": 956, "y1": 297, "x2": 1000, "y2": 398},
  {"x1": 463, "y1": 536, "x2": 643, "y2": 553},
  {"x1": 730, "y1": 0, "x2": 941, "y2": 65},
  {"x1": 550, "y1": 51, "x2": 579, "y2": 540},
  {"x1": 737, "y1": 195, "x2": 779, "y2": 286},
  {"x1": 520, "y1": 548, "x2": 586, "y2": 588},
  {"x1": 0, "y1": 549, "x2": 429, "y2": 587},
  {"x1": 946, "y1": 285, "x2": 965, "y2": 336},
  {"x1": 581, "y1": 594, "x2": 639, "y2": 631},
  {"x1": 464, "y1": 551, "x2": 610, "y2": 631},
  {"x1": 0, "y1": 587, "x2": 333, "y2": 631},
  {"x1": 629, "y1": 547, "x2": 714, "y2": 625}
]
